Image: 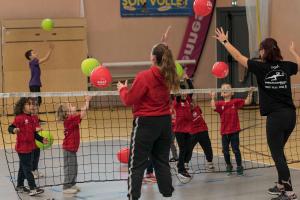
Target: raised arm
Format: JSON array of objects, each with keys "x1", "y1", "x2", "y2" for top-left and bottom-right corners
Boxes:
[
  {"x1": 80, "y1": 96, "x2": 92, "y2": 119},
  {"x1": 39, "y1": 43, "x2": 54, "y2": 64},
  {"x1": 289, "y1": 42, "x2": 300, "y2": 67},
  {"x1": 244, "y1": 87, "x2": 254, "y2": 105},
  {"x1": 161, "y1": 26, "x2": 171, "y2": 45},
  {"x1": 210, "y1": 91, "x2": 216, "y2": 110},
  {"x1": 214, "y1": 27, "x2": 249, "y2": 68}
]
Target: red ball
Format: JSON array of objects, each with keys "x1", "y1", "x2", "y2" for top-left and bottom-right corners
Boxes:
[
  {"x1": 90, "y1": 66, "x2": 112, "y2": 88},
  {"x1": 117, "y1": 147, "x2": 130, "y2": 164},
  {"x1": 212, "y1": 62, "x2": 229, "y2": 78},
  {"x1": 193, "y1": 0, "x2": 213, "y2": 17}
]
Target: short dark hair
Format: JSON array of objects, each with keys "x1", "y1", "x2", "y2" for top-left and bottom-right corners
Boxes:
[
  {"x1": 259, "y1": 38, "x2": 283, "y2": 62},
  {"x1": 25, "y1": 49, "x2": 33, "y2": 60}
]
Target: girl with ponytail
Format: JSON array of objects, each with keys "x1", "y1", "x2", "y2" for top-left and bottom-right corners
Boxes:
[{"x1": 117, "y1": 27, "x2": 178, "y2": 200}]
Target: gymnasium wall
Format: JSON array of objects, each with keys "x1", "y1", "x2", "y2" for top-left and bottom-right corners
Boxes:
[{"x1": 1, "y1": 0, "x2": 300, "y2": 92}]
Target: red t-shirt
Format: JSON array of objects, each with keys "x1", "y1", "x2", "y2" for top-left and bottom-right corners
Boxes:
[
  {"x1": 62, "y1": 114, "x2": 81, "y2": 152},
  {"x1": 119, "y1": 66, "x2": 170, "y2": 117},
  {"x1": 190, "y1": 106, "x2": 208, "y2": 134},
  {"x1": 13, "y1": 113, "x2": 39, "y2": 153},
  {"x1": 214, "y1": 98, "x2": 245, "y2": 135},
  {"x1": 173, "y1": 98, "x2": 192, "y2": 133}
]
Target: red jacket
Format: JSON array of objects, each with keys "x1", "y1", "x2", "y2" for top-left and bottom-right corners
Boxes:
[
  {"x1": 190, "y1": 106, "x2": 208, "y2": 134},
  {"x1": 214, "y1": 98, "x2": 245, "y2": 135},
  {"x1": 13, "y1": 114, "x2": 39, "y2": 153},
  {"x1": 173, "y1": 98, "x2": 192, "y2": 133},
  {"x1": 119, "y1": 66, "x2": 170, "y2": 117},
  {"x1": 62, "y1": 114, "x2": 81, "y2": 152}
]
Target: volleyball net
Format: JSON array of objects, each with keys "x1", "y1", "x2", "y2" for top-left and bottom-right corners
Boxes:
[{"x1": 1, "y1": 86, "x2": 300, "y2": 189}]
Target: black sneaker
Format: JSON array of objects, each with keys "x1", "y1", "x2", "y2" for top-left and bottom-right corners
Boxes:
[
  {"x1": 169, "y1": 157, "x2": 178, "y2": 162},
  {"x1": 226, "y1": 164, "x2": 233, "y2": 175},
  {"x1": 16, "y1": 186, "x2": 30, "y2": 193},
  {"x1": 271, "y1": 192, "x2": 298, "y2": 200},
  {"x1": 178, "y1": 170, "x2": 191, "y2": 179},
  {"x1": 269, "y1": 183, "x2": 284, "y2": 195},
  {"x1": 236, "y1": 166, "x2": 244, "y2": 176},
  {"x1": 29, "y1": 188, "x2": 44, "y2": 196}
]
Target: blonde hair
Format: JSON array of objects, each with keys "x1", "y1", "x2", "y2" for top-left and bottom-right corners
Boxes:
[
  {"x1": 152, "y1": 43, "x2": 180, "y2": 91},
  {"x1": 57, "y1": 104, "x2": 68, "y2": 121}
]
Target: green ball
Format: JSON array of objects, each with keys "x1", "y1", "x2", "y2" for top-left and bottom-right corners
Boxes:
[
  {"x1": 81, "y1": 58, "x2": 100, "y2": 76},
  {"x1": 35, "y1": 131, "x2": 54, "y2": 150},
  {"x1": 41, "y1": 18, "x2": 54, "y2": 31},
  {"x1": 175, "y1": 62, "x2": 184, "y2": 78}
]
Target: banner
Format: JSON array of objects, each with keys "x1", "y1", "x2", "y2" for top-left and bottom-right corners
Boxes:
[
  {"x1": 120, "y1": 0, "x2": 194, "y2": 17},
  {"x1": 177, "y1": 0, "x2": 216, "y2": 77}
]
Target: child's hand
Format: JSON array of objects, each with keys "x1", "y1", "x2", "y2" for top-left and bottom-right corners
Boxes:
[
  {"x1": 43, "y1": 138, "x2": 48, "y2": 144},
  {"x1": 249, "y1": 87, "x2": 255, "y2": 93},
  {"x1": 117, "y1": 80, "x2": 128, "y2": 92},
  {"x1": 183, "y1": 71, "x2": 189, "y2": 79},
  {"x1": 13, "y1": 128, "x2": 20, "y2": 134},
  {"x1": 36, "y1": 127, "x2": 43, "y2": 132},
  {"x1": 210, "y1": 91, "x2": 216, "y2": 99},
  {"x1": 49, "y1": 43, "x2": 54, "y2": 49},
  {"x1": 85, "y1": 96, "x2": 92, "y2": 102}
]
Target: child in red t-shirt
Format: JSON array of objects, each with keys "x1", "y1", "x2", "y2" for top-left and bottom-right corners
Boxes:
[
  {"x1": 186, "y1": 99, "x2": 214, "y2": 172},
  {"x1": 211, "y1": 83, "x2": 253, "y2": 175},
  {"x1": 8, "y1": 97, "x2": 47, "y2": 196},
  {"x1": 57, "y1": 96, "x2": 91, "y2": 194}
]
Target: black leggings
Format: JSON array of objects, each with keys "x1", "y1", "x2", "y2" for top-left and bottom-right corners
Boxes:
[
  {"x1": 266, "y1": 108, "x2": 296, "y2": 191},
  {"x1": 29, "y1": 86, "x2": 42, "y2": 106},
  {"x1": 186, "y1": 131, "x2": 213, "y2": 163}
]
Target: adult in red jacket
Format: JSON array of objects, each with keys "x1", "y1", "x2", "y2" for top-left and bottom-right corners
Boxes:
[{"x1": 117, "y1": 43, "x2": 179, "y2": 200}]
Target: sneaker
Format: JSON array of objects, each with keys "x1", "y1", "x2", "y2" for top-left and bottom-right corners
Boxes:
[
  {"x1": 29, "y1": 188, "x2": 44, "y2": 196},
  {"x1": 271, "y1": 192, "x2": 298, "y2": 200},
  {"x1": 178, "y1": 170, "x2": 192, "y2": 184},
  {"x1": 236, "y1": 166, "x2": 244, "y2": 176},
  {"x1": 71, "y1": 185, "x2": 80, "y2": 192},
  {"x1": 162, "y1": 197, "x2": 173, "y2": 199},
  {"x1": 178, "y1": 170, "x2": 191, "y2": 179},
  {"x1": 143, "y1": 173, "x2": 157, "y2": 183},
  {"x1": 206, "y1": 162, "x2": 215, "y2": 172},
  {"x1": 16, "y1": 186, "x2": 30, "y2": 193},
  {"x1": 268, "y1": 183, "x2": 284, "y2": 195},
  {"x1": 63, "y1": 188, "x2": 78, "y2": 194},
  {"x1": 226, "y1": 164, "x2": 233, "y2": 175},
  {"x1": 169, "y1": 157, "x2": 178, "y2": 162}
]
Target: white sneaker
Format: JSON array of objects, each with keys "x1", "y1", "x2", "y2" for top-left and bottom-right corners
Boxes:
[
  {"x1": 29, "y1": 188, "x2": 44, "y2": 196},
  {"x1": 71, "y1": 185, "x2": 80, "y2": 192},
  {"x1": 206, "y1": 162, "x2": 215, "y2": 172},
  {"x1": 162, "y1": 197, "x2": 173, "y2": 199},
  {"x1": 63, "y1": 188, "x2": 78, "y2": 194}
]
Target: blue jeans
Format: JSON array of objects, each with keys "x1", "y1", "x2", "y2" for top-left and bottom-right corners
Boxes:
[{"x1": 221, "y1": 132, "x2": 242, "y2": 167}]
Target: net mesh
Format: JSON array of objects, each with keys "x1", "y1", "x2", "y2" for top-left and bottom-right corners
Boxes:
[{"x1": 1, "y1": 87, "x2": 300, "y2": 189}]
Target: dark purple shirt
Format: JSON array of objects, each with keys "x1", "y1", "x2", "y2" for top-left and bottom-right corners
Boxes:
[{"x1": 29, "y1": 58, "x2": 41, "y2": 87}]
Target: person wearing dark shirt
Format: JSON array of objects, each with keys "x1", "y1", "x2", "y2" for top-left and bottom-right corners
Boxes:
[
  {"x1": 214, "y1": 27, "x2": 300, "y2": 200},
  {"x1": 25, "y1": 43, "x2": 54, "y2": 106}
]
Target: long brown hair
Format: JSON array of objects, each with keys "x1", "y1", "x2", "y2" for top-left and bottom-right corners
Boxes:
[
  {"x1": 152, "y1": 43, "x2": 179, "y2": 91},
  {"x1": 57, "y1": 104, "x2": 68, "y2": 121},
  {"x1": 259, "y1": 38, "x2": 283, "y2": 62}
]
